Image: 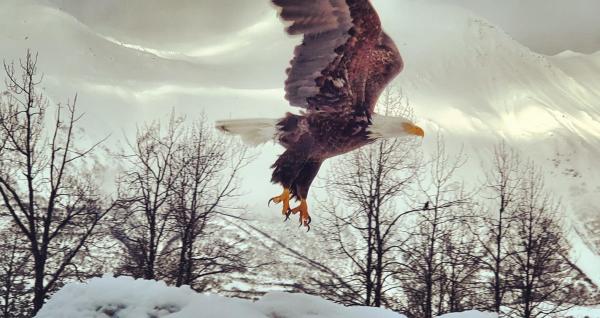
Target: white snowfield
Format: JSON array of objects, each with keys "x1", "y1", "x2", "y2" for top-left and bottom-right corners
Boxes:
[{"x1": 36, "y1": 276, "x2": 497, "y2": 318}]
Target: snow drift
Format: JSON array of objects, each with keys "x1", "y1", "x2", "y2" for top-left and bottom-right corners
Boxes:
[
  {"x1": 35, "y1": 276, "x2": 497, "y2": 318},
  {"x1": 1, "y1": 0, "x2": 599, "y2": 286}
]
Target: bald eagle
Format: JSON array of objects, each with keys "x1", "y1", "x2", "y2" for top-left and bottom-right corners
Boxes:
[{"x1": 217, "y1": 0, "x2": 424, "y2": 230}]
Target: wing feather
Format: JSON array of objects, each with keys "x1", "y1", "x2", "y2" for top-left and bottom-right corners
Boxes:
[{"x1": 272, "y1": 0, "x2": 383, "y2": 111}]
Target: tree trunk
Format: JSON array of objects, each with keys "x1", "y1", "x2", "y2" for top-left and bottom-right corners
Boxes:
[
  {"x1": 493, "y1": 198, "x2": 505, "y2": 313},
  {"x1": 32, "y1": 256, "x2": 46, "y2": 315},
  {"x1": 365, "y1": 206, "x2": 374, "y2": 306}
]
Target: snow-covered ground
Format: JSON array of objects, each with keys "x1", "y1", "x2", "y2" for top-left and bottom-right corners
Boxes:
[
  {"x1": 566, "y1": 306, "x2": 600, "y2": 318},
  {"x1": 1, "y1": 0, "x2": 600, "y2": 285},
  {"x1": 35, "y1": 276, "x2": 497, "y2": 318}
]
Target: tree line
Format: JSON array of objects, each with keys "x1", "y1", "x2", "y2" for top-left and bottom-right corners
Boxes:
[
  {"x1": 0, "y1": 52, "x2": 257, "y2": 317},
  {"x1": 0, "y1": 52, "x2": 597, "y2": 318}
]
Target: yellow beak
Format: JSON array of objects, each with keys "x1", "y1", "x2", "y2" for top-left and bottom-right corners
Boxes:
[{"x1": 402, "y1": 122, "x2": 425, "y2": 137}]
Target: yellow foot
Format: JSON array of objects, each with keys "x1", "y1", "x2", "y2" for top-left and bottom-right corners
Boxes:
[
  {"x1": 268, "y1": 188, "x2": 291, "y2": 218},
  {"x1": 290, "y1": 199, "x2": 311, "y2": 231}
]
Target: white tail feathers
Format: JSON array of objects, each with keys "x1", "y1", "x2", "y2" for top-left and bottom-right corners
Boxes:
[{"x1": 215, "y1": 118, "x2": 279, "y2": 146}]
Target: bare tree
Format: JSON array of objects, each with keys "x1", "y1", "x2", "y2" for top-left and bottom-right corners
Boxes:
[
  {"x1": 399, "y1": 135, "x2": 469, "y2": 318},
  {"x1": 165, "y1": 117, "x2": 250, "y2": 290},
  {"x1": 505, "y1": 162, "x2": 578, "y2": 318},
  {"x1": 113, "y1": 112, "x2": 253, "y2": 292},
  {"x1": 438, "y1": 211, "x2": 483, "y2": 313},
  {"x1": 472, "y1": 144, "x2": 598, "y2": 316},
  {"x1": 0, "y1": 226, "x2": 31, "y2": 318},
  {"x1": 112, "y1": 112, "x2": 184, "y2": 280},
  {"x1": 474, "y1": 142, "x2": 523, "y2": 312},
  {"x1": 0, "y1": 51, "x2": 116, "y2": 314}
]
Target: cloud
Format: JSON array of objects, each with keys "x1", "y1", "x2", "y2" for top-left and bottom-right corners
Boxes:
[
  {"x1": 42, "y1": 0, "x2": 600, "y2": 55},
  {"x1": 42, "y1": 0, "x2": 275, "y2": 53}
]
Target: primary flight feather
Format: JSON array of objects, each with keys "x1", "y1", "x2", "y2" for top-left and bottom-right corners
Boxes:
[{"x1": 217, "y1": 0, "x2": 424, "y2": 230}]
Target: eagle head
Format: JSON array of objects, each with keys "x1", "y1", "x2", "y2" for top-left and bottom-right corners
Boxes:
[{"x1": 368, "y1": 114, "x2": 425, "y2": 139}]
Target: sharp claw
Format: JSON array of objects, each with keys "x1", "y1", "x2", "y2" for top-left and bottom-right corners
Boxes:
[
  {"x1": 268, "y1": 198, "x2": 273, "y2": 207},
  {"x1": 299, "y1": 215, "x2": 311, "y2": 230}
]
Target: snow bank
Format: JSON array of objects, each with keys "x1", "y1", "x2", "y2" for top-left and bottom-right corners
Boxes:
[
  {"x1": 35, "y1": 276, "x2": 496, "y2": 318},
  {"x1": 437, "y1": 312, "x2": 497, "y2": 318},
  {"x1": 565, "y1": 305, "x2": 600, "y2": 318}
]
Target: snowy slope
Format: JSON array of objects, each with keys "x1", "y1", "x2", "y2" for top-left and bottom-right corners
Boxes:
[
  {"x1": 0, "y1": 0, "x2": 290, "y2": 89},
  {"x1": 35, "y1": 276, "x2": 497, "y2": 318},
  {"x1": 0, "y1": 0, "x2": 290, "y2": 138},
  {"x1": 551, "y1": 50, "x2": 600, "y2": 95}
]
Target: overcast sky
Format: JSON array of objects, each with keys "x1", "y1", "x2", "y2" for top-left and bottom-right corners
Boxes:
[{"x1": 43, "y1": 0, "x2": 600, "y2": 55}]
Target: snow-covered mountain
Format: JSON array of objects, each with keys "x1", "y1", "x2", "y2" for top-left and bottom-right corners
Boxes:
[
  {"x1": 1, "y1": 0, "x2": 599, "y2": 283},
  {"x1": 383, "y1": 2, "x2": 600, "y2": 282}
]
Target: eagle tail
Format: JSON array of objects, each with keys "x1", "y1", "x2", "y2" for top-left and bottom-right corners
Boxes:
[{"x1": 215, "y1": 118, "x2": 278, "y2": 146}]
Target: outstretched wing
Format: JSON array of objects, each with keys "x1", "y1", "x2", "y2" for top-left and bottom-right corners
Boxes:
[{"x1": 272, "y1": 0, "x2": 387, "y2": 113}]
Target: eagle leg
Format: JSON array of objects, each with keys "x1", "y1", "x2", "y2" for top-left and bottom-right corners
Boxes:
[
  {"x1": 268, "y1": 188, "x2": 292, "y2": 220},
  {"x1": 290, "y1": 199, "x2": 311, "y2": 231}
]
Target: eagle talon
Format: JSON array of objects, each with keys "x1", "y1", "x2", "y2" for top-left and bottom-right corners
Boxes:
[
  {"x1": 290, "y1": 199, "x2": 311, "y2": 230},
  {"x1": 298, "y1": 215, "x2": 311, "y2": 229},
  {"x1": 283, "y1": 209, "x2": 291, "y2": 222},
  {"x1": 269, "y1": 188, "x2": 291, "y2": 216},
  {"x1": 300, "y1": 216, "x2": 311, "y2": 232}
]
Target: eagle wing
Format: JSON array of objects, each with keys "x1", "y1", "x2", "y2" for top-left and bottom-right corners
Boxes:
[{"x1": 272, "y1": 0, "x2": 393, "y2": 114}]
